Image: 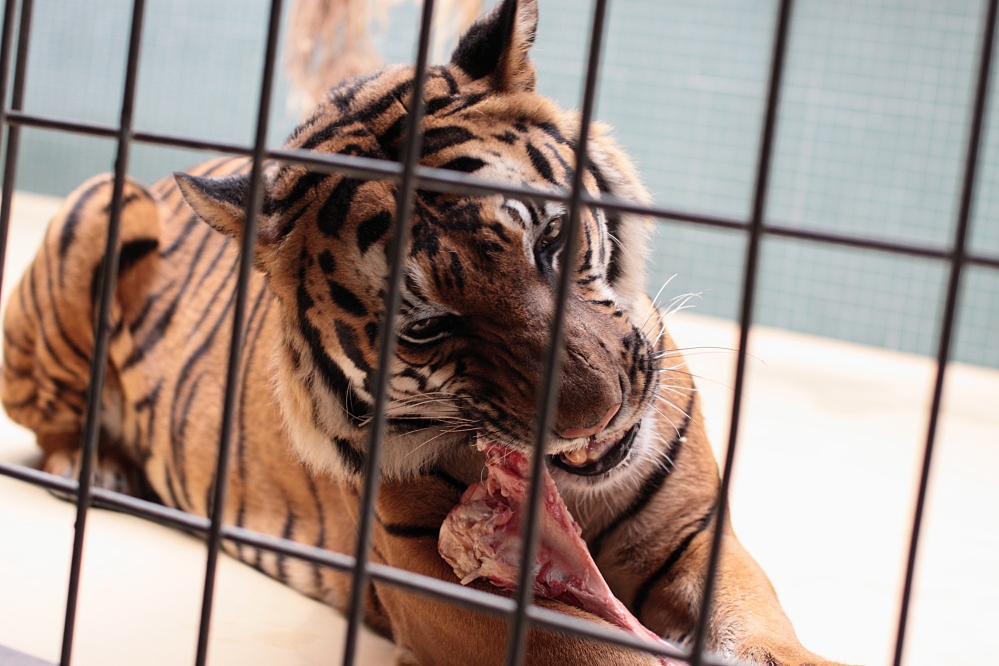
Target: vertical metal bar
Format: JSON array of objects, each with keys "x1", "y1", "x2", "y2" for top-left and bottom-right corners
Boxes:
[
  {"x1": 687, "y1": 1, "x2": 794, "y2": 665},
  {"x1": 0, "y1": 0, "x2": 30, "y2": 297},
  {"x1": 59, "y1": 1, "x2": 146, "y2": 664},
  {"x1": 892, "y1": 0, "x2": 997, "y2": 664},
  {"x1": 502, "y1": 1, "x2": 610, "y2": 664},
  {"x1": 192, "y1": 1, "x2": 284, "y2": 663},
  {"x1": 339, "y1": 1, "x2": 436, "y2": 664},
  {"x1": 0, "y1": 0, "x2": 19, "y2": 160},
  {"x1": 0, "y1": 0, "x2": 16, "y2": 106}
]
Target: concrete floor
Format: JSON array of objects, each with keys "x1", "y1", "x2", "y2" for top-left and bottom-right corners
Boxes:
[{"x1": 1, "y1": 192, "x2": 996, "y2": 665}]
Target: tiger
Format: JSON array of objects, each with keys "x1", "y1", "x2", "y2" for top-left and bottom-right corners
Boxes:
[{"x1": 0, "y1": 1, "x2": 848, "y2": 664}]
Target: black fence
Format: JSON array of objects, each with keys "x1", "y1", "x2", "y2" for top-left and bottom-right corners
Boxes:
[{"x1": 0, "y1": 0, "x2": 996, "y2": 665}]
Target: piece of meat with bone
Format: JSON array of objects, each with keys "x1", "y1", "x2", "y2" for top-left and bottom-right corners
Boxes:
[{"x1": 439, "y1": 441, "x2": 680, "y2": 664}]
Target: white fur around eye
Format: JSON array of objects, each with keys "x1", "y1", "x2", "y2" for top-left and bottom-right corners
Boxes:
[{"x1": 502, "y1": 199, "x2": 531, "y2": 228}]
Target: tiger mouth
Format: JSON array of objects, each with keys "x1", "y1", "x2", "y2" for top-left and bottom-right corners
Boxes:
[{"x1": 549, "y1": 422, "x2": 641, "y2": 477}]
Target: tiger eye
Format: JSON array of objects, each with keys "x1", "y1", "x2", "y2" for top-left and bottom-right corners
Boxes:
[{"x1": 540, "y1": 216, "x2": 563, "y2": 246}]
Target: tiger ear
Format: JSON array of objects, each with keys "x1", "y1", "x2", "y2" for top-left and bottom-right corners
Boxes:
[
  {"x1": 450, "y1": 0, "x2": 538, "y2": 93},
  {"x1": 174, "y1": 171, "x2": 276, "y2": 244}
]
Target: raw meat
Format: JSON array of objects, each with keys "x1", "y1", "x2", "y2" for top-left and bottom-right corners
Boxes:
[{"x1": 439, "y1": 441, "x2": 678, "y2": 663}]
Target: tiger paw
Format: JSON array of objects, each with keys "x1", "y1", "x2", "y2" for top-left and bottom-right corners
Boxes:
[
  {"x1": 43, "y1": 446, "x2": 143, "y2": 498},
  {"x1": 737, "y1": 641, "x2": 856, "y2": 666}
]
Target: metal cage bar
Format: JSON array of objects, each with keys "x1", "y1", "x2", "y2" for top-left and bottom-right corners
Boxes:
[
  {"x1": 0, "y1": 0, "x2": 997, "y2": 665},
  {"x1": 0, "y1": 0, "x2": 32, "y2": 301},
  {"x1": 340, "y1": 0, "x2": 436, "y2": 663},
  {"x1": 892, "y1": 0, "x2": 998, "y2": 664},
  {"x1": 192, "y1": 0, "x2": 285, "y2": 664},
  {"x1": 503, "y1": 0, "x2": 610, "y2": 663},
  {"x1": 57, "y1": 1, "x2": 146, "y2": 663},
  {"x1": 689, "y1": 0, "x2": 794, "y2": 663}
]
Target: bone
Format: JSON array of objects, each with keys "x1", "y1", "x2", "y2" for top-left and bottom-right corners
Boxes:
[{"x1": 439, "y1": 442, "x2": 679, "y2": 664}]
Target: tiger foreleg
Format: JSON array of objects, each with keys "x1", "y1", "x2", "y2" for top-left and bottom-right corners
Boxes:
[
  {"x1": 372, "y1": 475, "x2": 663, "y2": 666},
  {"x1": 591, "y1": 400, "x2": 849, "y2": 665}
]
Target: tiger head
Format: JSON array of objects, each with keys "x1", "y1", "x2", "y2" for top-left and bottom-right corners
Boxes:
[{"x1": 177, "y1": 0, "x2": 667, "y2": 487}]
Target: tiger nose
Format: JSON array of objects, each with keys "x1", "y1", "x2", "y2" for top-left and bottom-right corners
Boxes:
[{"x1": 558, "y1": 404, "x2": 620, "y2": 440}]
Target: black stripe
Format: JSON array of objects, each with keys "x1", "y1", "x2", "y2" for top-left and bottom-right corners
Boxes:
[
  {"x1": 160, "y1": 214, "x2": 205, "y2": 258},
  {"x1": 590, "y1": 390, "x2": 696, "y2": 559},
  {"x1": 526, "y1": 142, "x2": 556, "y2": 183},
  {"x1": 300, "y1": 80, "x2": 413, "y2": 152},
  {"x1": 317, "y1": 250, "x2": 336, "y2": 274},
  {"x1": 356, "y1": 210, "x2": 393, "y2": 254},
  {"x1": 118, "y1": 238, "x2": 159, "y2": 274},
  {"x1": 273, "y1": 198, "x2": 311, "y2": 241},
  {"x1": 385, "y1": 416, "x2": 446, "y2": 434},
  {"x1": 170, "y1": 371, "x2": 204, "y2": 510},
  {"x1": 632, "y1": 501, "x2": 718, "y2": 619},
  {"x1": 580, "y1": 222, "x2": 593, "y2": 271},
  {"x1": 169, "y1": 267, "x2": 241, "y2": 505},
  {"x1": 494, "y1": 130, "x2": 517, "y2": 145},
  {"x1": 376, "y1": 114, "x2": 406, "y2": 161},
  {"x1": 588, "y1": 162, "x2": 624, "y2": 284},
  {"x1": 2, "y1": 393, "x2": 37, "y2": 409},
  {"x1": 437, "y1": 67, "x2": 459, "y2": 95},
  {"x1": 325, "y1": 70, "x2": 381, "y2": 113},
  {"x1": 303, "y1": 472, "x2": 330, "y2": 595},
  {"x1": 296, "y1": 282, "x2": 371, "y2": 425},
  {"x1": 428, "y1": 468, "x2": 469, "y2": 493},
  {"x1": 267, "y1": 170, "x2": 328, "y2": 215},
  {"x1": 125, "y1": 231, "x2": 226, "y2": 369},
  {"x1": 317, "y1": 177, "x2": 363, "y2": 238},
  {"x1": 162, "y1": 465, "x2": 187, "y2": 513},
  {"x1": 421, "y1": 125, "x2": 476, "y2": 156},
  {"x1": 235, "y1": 284, "x2": 271, "y2": 536},
  {"x1": 275, "y1": 504, "x2": 297, "y2": 582},
  {"x1": 424, "y1": 95, "x2": 453, "y2": 116},
  {"x1": 381, "y1": 522, "x2": 441, "y2": 539},
  {"x1": 26, "y1": 262, "x2": 76, "y2": 376},
  {"x1": 327, "y1": 279, "x2": 367, "y2": 317},
  {"x1": 133, "y1": 381, "x2": 162, "y2": 465},
  {"x1": 332, "y1": 436, "x2": 365, "y2": 475},
  {"x1": 439, "y1": 156, "x2": 486, "y2": 174},
  {"x1": 334, "y1": 319, "x2": 372, "y2": 376},
  {"x1": 442, "y1": 92, "x2": 486, "y2": 117},
  {"x1": 43, "y1": 237, "x2": 89, "y2": 364},
  {"x1": 58, "y1": 179, "x2": 105, "y2": 266},
  {"x1": 3, "y1": 326, "x2": 33, "y2": 355},
  {"x1": 2, "y1": 362, "x2": 34, "y2": 379},
  {"x1": 538, "y1": 121, "x2": 570, "y2": 145}
]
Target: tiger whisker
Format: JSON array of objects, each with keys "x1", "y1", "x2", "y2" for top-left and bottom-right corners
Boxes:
[{"x1": 639, "y1": 274, "x2": 679, "y2": 329}]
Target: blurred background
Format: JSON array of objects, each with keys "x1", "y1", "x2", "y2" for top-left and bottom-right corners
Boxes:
[{"x1": 1, "y1": 1, "x2": 996, "y2": 666}]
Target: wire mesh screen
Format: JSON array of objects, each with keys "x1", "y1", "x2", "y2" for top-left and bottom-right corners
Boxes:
[{"x1": 0, "y1": 0, "x2": 997, "y2": 665}]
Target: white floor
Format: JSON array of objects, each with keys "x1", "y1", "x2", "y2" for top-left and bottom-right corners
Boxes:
[{"x1": 1, "y1": 192, "x2": 996, "y2": 666}]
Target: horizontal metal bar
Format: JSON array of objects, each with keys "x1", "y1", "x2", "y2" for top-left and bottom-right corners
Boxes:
[
  {"x1": 763, "y1": 223, "x2": 949, "y2": 260},
  {"x1": 131, "y1": 129, "x2": 251, "y2": 156},
  {"x1": 5, "y1": 109, "x2": 999, "y2": 271},
  {"x1": 0, "y1": 461, "x2": 207, "y2": 532},
  {"x1": 4, "y1": 110, "x2": 117, "y2": 138}
]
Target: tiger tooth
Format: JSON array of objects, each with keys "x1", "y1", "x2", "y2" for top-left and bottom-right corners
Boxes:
[{"x1": 562, "y1": 447, "x2": 588, "y2": 466}]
